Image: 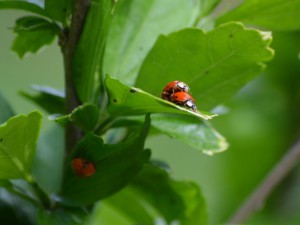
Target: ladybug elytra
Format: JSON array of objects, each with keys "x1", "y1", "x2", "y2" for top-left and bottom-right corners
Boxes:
[
  {"x1": 169, "y1": 92, "x2": 197, "y2": 112},
  {"x1": 72, "y1": 158, "x2": 96, "y2": 178},
  {"x1": 161, "y1": 80, "x2": 190, "y2": 100}
]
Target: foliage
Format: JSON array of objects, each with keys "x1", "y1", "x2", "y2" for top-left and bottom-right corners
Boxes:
[{"x1": 1, "y1": 0, "x2": 299, "y2": 224}]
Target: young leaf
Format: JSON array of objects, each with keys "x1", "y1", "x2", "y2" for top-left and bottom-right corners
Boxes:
[
  {"x1": 12, "y1": 16, "x2": 60, "y2": 58},
  {"x1": 69, "y1": 104, "x2": 99, "y2": 133},
  {"x1": 135, "y1": 22, "x2": 274, "y2": 110},
  {"x1": 52, "y1": 104, "x2": 99, "y2": 133},
  {"x1": 217, "y1": 0, "x2": 300, "y2": 31},
  {"x1": 0, "y1": 1, "x2": 47, "y2": 17},
  {"x1": 103, "y1": 0, "x2": 200, "y2": 85},
  {"x1": 0, "y1": 111, "x2": 42, "y2": 180},
  {"x1": 20, "y1": 85, "x2": 65, "y2": 114},
  {"x1": 0, "y1": 92, "x2": 14, "y2": 124},
  {"x1": 151, "y1": 114, "x2": 228, "y2": 155},
  {"x1": 73, "y1": 0, "x2": 116, "y2": 103},
  {"x1": 100, "y1": 164, "x2": 207, "y2": 225},
  {"x1": 105, "y1": 76, "x2": 215, "y2": 120},
  {"x1": 59, "y1": 114, "x2": 151, "y2": 206},
  {"x1": 44, "y1": 0, "x2": 71, "y2": 23}
]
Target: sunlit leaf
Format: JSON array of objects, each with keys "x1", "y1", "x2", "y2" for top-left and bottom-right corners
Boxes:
[
  {"x1": 217, "y1": 0, "x2": 300, "y2": 31},
  {"x1": 103, "y1": 0, "x2": 200, "y2": 85},
  {"x1": 151, "y1": 114, "x2": 228, "y2": 155},
  {"x1": 0, "y1": 111, "x2": 42, "y2": 179},
  {"x1": 106, "y1": 76, "x2": 215, "y2": 120},
  {"x1": 135, "y1": 22, "x2": 274, "y2": 110}
]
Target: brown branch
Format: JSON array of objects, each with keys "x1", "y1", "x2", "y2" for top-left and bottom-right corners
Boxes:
[
  {"x1": 228, "y1": 138, "x2": 300, "y2": 224},
  {"x1": 61, "y1": 0, "x2": 90, "y2": 154}
]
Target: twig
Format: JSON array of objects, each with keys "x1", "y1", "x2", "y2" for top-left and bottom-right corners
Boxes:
[
  {"x1": 61, "y1": 0, "x2": 90, "y2": 154},
  {"x1": 228, "y1": 138, "x2": 300, "y2": 224}
]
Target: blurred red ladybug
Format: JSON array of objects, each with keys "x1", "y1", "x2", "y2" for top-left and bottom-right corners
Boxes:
[
  {"x1": 72, "y1": 158, "x2": 96, "y2": 178},
  {"x1": 169, "y1": 92, "x2": 197, "y2": 112},
  {"x1": 161, "y1": 80, "x2": 190, "y2": 100}
]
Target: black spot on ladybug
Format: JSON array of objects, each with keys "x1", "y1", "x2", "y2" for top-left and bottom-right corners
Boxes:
[
  {"x1": 130, "y1": 88, "x2": 137, "y2": 93},
  {"x1": 113, "y1": 99, "x2": 117, "y2": 103}
]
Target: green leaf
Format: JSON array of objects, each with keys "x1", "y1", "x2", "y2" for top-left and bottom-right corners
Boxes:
[
  {"x1": 135, "y1": 22, "x2": 274, "y2": 110},
  {"x1": 0, "y1": 179, "x2": 13, "y2": 188},
  {"x1": 0, "y1": 111, "x2": 42, "y2": 179},
  {"x1": 32, "y1": 124, "x2": 64, "y2": 194},
  {"x1": 59, "y1": 114, "x2": 151, "y2": 206},
  {"x1": 69, "y1": 104, "x2": 99, "y2": 132},
  {"x1": 216, "y1": 0, "x2": 300, "y2": 31},
  {"x1": 106, "y1": 76, "x2": 215, "y2": 120},
  {"x1": 38, "y1": 207, "x2": 88, "y2": 225},
  {"x1": 44, "y1": 0, "x2": 71, "y2": 23},
  {"x1": 109, "y1": 114, "x2": 227, "y2": 155},
  {"x1": 103, "y1": 0, "x2": 200, "y2": 85},
  {"x1": 0, "y1": 92, "x2": 14, "y2": 124},
  {"x1": 0, "y1": 1, "x2": 47, "y2": 17},
  {"x1": 100, "y1": 164, "x2": 207, "y2": 225},
  {"x1": 12, "y1": 16, "x2": 60, "y2": 58},
  {"x1": 73, "y1": 0, "x2": 116, "y2": 103},
  {"x1": 52, "y1": 104, "x2": 99, "y2": 133},
  {"x1": 87, "y1": 201, "x2": 134, "y2": 225},
  {"x1": 151, "y1": 114, "x2": 228, "y2": 155},
  {"x1": 20, "y1": 85, "x2": 65, "y2": 114}
]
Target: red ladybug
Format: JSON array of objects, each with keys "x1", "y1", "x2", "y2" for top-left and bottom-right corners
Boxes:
[
  {"x1": 169, "y1": 92, "x2": 197, "y2": 112},
  {"x1": 161, "y1": 80, "x2": 190, "y2": 100},
  {"x1": 72, "y1": 158, "x2": 96, "y2": 178}
]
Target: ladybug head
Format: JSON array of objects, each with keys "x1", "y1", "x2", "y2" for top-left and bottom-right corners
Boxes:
[{"x1": 186, "y1": 100, "x2": 197, "y2": 112}]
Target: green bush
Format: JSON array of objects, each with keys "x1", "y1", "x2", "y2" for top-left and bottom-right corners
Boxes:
[{"x1": 1, "y1": 0, "x2": 300, "y2": 224}]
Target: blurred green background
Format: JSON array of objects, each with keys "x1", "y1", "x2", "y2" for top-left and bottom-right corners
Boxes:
[{"x1": 1, "y1": 11, "x2": 300, "y2": 225}]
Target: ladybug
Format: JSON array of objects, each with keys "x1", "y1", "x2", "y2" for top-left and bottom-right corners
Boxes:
[
  {"x1": 72, "y1": 158, "x2": 96, "y2": 178},
  {"x1": 169, "y1": 92, "x2": 197, "y2": 112},
  {"x1": 161, "y1": 80, "x2": 190, "y2": 100}
]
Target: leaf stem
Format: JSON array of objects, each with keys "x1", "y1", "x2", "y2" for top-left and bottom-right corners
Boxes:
[
  {"x1": 228, "y1": 138, "x2": 300, "y2": 224},
  {"x1": 61, "y1": 0, "x2": 90, "y2": 154}
]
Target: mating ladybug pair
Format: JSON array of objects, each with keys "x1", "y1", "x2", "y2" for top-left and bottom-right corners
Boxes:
[{"x1": 162, "y1": 80, "x2": 197, "y2": 112}]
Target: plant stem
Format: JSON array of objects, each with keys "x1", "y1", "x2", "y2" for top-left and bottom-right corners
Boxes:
[
  {"x1": 228, "y1": 138, "x2": 300, "y2": 224},
  {"x1": 61, "y1": 0, "x2": 90, "y2": 154}
]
